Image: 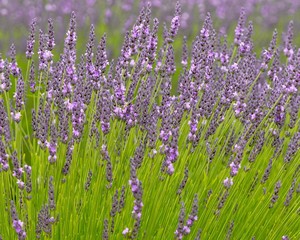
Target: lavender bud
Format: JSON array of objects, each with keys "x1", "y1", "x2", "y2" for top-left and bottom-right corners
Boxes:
[
  {"x1": 226, "y1": 221, "x2": 234, "y2": 240},
  {"x1": 234, "y1": 8, "x2": 246, "y2": 46},
  {"x1": 248, "y1": 172, "x2": 259, "y2": 195},
  {"x1": 102, "y1": 219, "x2": 109, "y2": 240},
  {"x1": 229, "y1": 161, "x2": 241, "y2": 177},
  {"x1": 168, "y1": 1, "x2": 181, "y2": 42},
  {"x1": 0, "y1": 139, "x2": 9, "y2": 171},
  {"x1": 223, "y1": 177, "x2": 233, "y2": 189},
  {"x1": 36, "y1": 214, "x2": 42, "y2": 239},
  {"x1": 26, "y1": 18, "x2": 37, "y2": 59},
  {"x1": 186, "y1": 194, "x2": 199, "y2": 229},
  {"x1": 175, "y1": 202, "x2": 185, "y2": 239},
  {"x1": 204, "y1": 190, "x2": 213, "y2": 207},
  {"x1": 17, "y1": 179, "x2": 25, "y2": 190},
  {"x1": 110, "y1": 190, "x2": 119, "y2": 217},
  {"x1": 24, "y1": 165, "x2": 32, "y2": 194},
  {"x1": 48, "y1": 176, "x2": 55, "y2": 210},
  {"x1": 261, "y1": 159, "x2": 273, "y2": 184},
  {"x1": 284, "y1": 132, "x2": 300, "y2": 164},
  {"x1": 95, "y1": 34, "x2": 109, "y2": 75},
  {"x1": 284, "y1": 178, "x2": 296, "y2": 207},
  {"x1": 15, "y1": 74, "x2": 25, "y2": 113},
  {"x1": 11, "y1": 201, "x2": 26, "y2": 239},
  {"x1": 10, "y1": 200, "x2": 18, "y2": 221},
  {"x1": 131, "y1": 218, "x2": 141, "y2": 239},
  {"x1": 181, "y1": 36, "x2": 188, "y2": 66},
  {"x1": 270, "y1": 180, "x2": 282, "y2": 208},
  {"x1": 11, "y1": 151, "x2": 23, "y2": 179},
  {"x1": 62, "y1": 139, "x2": 74, "y2": 175},
  {"x1": 10, "y1": 44, "x2": 21, "y2": 77},
  {"x1": 122, "y1": 227, "x2": 130, "y2": 237},
  {"x1": 288, "y1": 94, "x2": 300, "y2": 129},
  {"x1": 283, "y1": 21, "x2": 294, "y2": 58},
  {"x1": 48, "y1": 18, "x2": 55, "y2": 51},
  {"x1": 297, "y1": 183, "x2": 300, "y2": 194},
  {"x1": 12, "y1": 219, "x2": 26, "y2": 239},
  {"x1": 31, "y1": 109, "x2": 38, "y2": 133},
  {"x1": 177, "y1": 167, "x2": 188, "y2": 195},
  {"x1": 106, "y1": 160, "x2": 113, "y2": 187},
  {"x1": 274, "y1": 105, "x2": 285, "y2": 127},
  {"x1": 29, "y1": 60, "x2": 36, "y2": 93},
  {"x1": 38, "y1": 30, "x2": 51, "y2": 71},
  {"x1": 249, "y1": 131, "x2": 265, "y2": 163},
  {"x1": 84, "y1": 170, "x2": 93, "y2": 191},
  {"x1": 216, "y1": 190, "x2": 229, "y2": 215},
  {"x1": 0, "y1": 61, "x2": 11, "y2": 92},
  {"x1": 37, "y1": 205, "x2": 54, "y2": 237},
  {"x1": 119, "y1": 186, "x2": 126, "y2": 213},
  {"x1": 0, "y1": 99, "x2": 10, "y2": 140}
]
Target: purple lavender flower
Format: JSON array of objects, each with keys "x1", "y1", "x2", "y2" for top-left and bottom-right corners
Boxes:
[
  {"x1": 16, "y1": 179, "x2": 25, "y2": 190},
  {"x1": 283, "y1": 21, "x2": 294, "y2": 58},
  {"x1": 48, "y1": 18, "x2": 55, "y2": 51},
  {"x1": 175, "y1": 195, "x2": 198, "y2": 239},
  {"x1": 13, "y1": 220, "x2": 25, "y2": 235},
  {"x1": 229, "y1": 161, "x2": 241, "y2": 176},
  {"x1": 223, "y1": 177, "x2": 233, "y2": 188},
  {"x1": 167, "y1": 1, "x2": 181, "y2": 43},
  {"x1": 26, "y1": 18, "x2": 36, "y2": 59},
  {"x1": 11, "y1": 201, "x2": 26, "y2": 239},
  {"x1": 234, "y1": 8, "x2": 245, "y2": 46},
  {"x1": 122, "y1": 227, "x2": 129, "y2": 236},
  {"x1": 9, "y1": 44, "x2": 21, "y2": 77}
]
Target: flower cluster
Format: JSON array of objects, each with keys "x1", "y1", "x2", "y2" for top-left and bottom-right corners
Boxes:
[{"x1": 0, "y1": 3, "x2": 299, "y2": 239}]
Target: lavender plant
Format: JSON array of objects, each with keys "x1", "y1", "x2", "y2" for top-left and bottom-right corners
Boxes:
[{"x1": 0, "y1": 3, "x2": 300, "y2": 240}]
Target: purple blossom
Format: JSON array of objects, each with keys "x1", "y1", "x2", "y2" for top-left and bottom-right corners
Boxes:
[
  {"x1": 170, "y1": 16, "x2": 180, "y2": 36},
  {"x1": 13, "y1": 219, "x2": 24, "y2": 233},
  {"x1": 166, "y1": 147, "x2": 179, "y2": 163},
  {"x1": 167, "y1": 163, "x2": 175, "y2": 175},
  {"x1": 175, "y1": 195, "x2": 198, "y2": 239},
  {"x1": 167, "y1": 1, "x2": 181, "y2": 42},
  {"x1": 200, "y1": 28, "x2": 209, "y2": 38},
  {"x1": 159, "y1": 130, "x2": 172, "y2": 143},
  {"x1": 234, "y1": 8, "x2": 245, "y2": 45},
  {"x1": 12, "y1": 167, "x2": 24, "y2": 179},
  {"x1": 230, "y1": 161, "x2": 241, "y2": 176},
  {"x1": 9, "y1": 61, "x2": 20, "y2": 76},
  {"x1": 11, "y1": 112, "x2": 22, "y2": 123},
  {"x1": 223, "y1": 177, "x2": 233, "y2": 188},
  {"x1": 122, "y1": 228, "x2": 129, "y2": 236},
  {"x1": 26, "y1": 18, "x2": 36, "y2": 59},
  {"x1": 17, "y1": 179, "x2": 25, "y2": 190},
  {"x1": 12, "y1": 219, "x2": 26, "y2": 239},
  {"x1": 0, "y1": 58, "x2": 5, "y2": 72},
  {"x1": 182, "y1": 226, "x2": 190, "y2": 234},
  {"x1": 129, "y1": 179, "x2": 139, "y2": 194},
  {"x1": 114, "y1": 83, "x2": 126, "y2": 103},
  {"x1": 0, "y1": 5, "x2": 299, "y2": 239}
]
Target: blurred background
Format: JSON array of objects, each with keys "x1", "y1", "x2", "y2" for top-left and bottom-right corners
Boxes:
[{"x1": 1, "y1": 0, "x2": 300, "y2": 58}]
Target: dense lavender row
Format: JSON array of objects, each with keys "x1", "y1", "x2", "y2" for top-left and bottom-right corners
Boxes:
[{"x1": 0, "y1": 3, "x2": 300, "y2": 239}]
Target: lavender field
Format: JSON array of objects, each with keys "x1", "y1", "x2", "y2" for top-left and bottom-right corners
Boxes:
[{"x1": 0, "y1": 1, "x2": 300, "y2": 239}]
